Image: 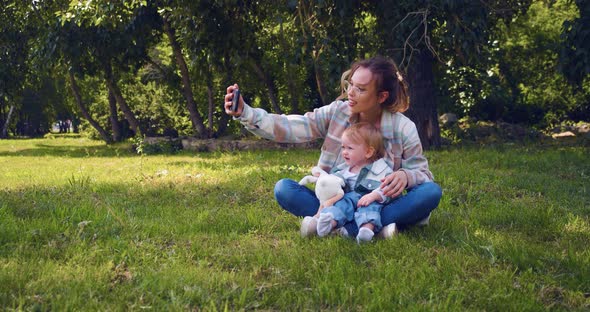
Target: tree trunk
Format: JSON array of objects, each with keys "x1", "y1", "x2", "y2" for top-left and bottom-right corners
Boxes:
[
  {"x1": 103, "y1": 62, "x2": 142, "y2": 137},
  {"x1": 108, "y1": 89, "x2": 122, "y2": 142},
  {"x1": 313, "y1": 58, "x2": 328, "y2": 107},
  {"x1": 286, "y1": 65, "x2": 300, "y2": 113},
  {"x1": 68, "y1": 71, "x2": 112, "y2": 144},
  {"x1": 162, "y1": 18, "x2": 207, "y2": 138},
  {"x1": 215, "y1": 56, "x2": 232, "y2": 137},
  {"x1": 1, "y1": 105, "x2": 15, "y2": 138},
  {"x1": 279, "y1": 19, "x2": 300, "y2": 114},
  {"x1": 249, "y1": 60, "x2": 283, "y2": 114},
  {"x1": 206, "y1": 77, "x2": 214, "y2": 134},
  {"x1": 405, "y1": 49, "x2": 441, "y2": 150}
]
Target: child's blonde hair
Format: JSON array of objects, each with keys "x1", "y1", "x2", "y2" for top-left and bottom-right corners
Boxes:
[{"x1": 343, "y1": 122, "x2": 385, "y2": 163}]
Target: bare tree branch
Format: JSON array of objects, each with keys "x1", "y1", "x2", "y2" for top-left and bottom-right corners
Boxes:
[{"x1": 388, "y1": 9, "x2": 443, "y2": 71}]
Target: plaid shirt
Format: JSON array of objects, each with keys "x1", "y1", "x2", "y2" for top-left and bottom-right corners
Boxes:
[
  {"x1": 236, "y1": 100, "x2": 434, "y2": 188},
  {"x1": 331, "y1": 158, "x2": 394, "y2": 203}
]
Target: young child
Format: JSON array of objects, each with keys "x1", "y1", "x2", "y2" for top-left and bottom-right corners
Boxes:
[{"x1": 317, "y1": 122, "x2": 394, "y2": 243}]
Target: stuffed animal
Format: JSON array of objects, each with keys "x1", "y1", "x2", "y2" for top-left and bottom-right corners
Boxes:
[{"x1": 298, "y1": 166, "x2": 345, "y2": 237}]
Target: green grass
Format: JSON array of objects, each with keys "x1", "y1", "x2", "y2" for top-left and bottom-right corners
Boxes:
[{"x1": 1, "y1": 137, "x2": 589, "y2": 310}]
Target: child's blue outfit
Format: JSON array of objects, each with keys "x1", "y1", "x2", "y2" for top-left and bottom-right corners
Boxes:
[{"x1": 320, "y1": 158, "x2": 393, "y2": 232}]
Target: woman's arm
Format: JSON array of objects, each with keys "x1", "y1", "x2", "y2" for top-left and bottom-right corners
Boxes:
[
  {"x1": 397, "y1": 119, "x2": 433, "y2": 188},
  {"x1": 236, "y1": 102, "x2": 339, "y2": 143},
  {"x1": 225, "y1": 83, "x2": 342, "y2": 143},
  {"x1": 379, "y1": 115, "x2": 433, "y2": 197}
]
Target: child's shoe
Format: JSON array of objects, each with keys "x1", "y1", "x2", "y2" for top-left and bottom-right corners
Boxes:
[
  {"x1": 356, "y1": 227, "x2": 374, "y2": 244},
  {"x1": 300, "y1": 216, "x2": 318, "y2": 237},
  {"x1": 417, "y1": 213, "x2": 431, "y2": 226},
  {"x1": 316, "y1": 213, "x2": 335, "y2": 237},
  {"x1": 332, "y1": 226, "x2": 349, "y2": 238},
  {"x1": 376, "y1": 223, "x2": 398, "y2": 239}
]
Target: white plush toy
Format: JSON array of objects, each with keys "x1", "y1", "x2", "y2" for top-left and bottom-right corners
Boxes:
[{"x1": 298, "y1": 166, "x2": 345, "y2": 237}]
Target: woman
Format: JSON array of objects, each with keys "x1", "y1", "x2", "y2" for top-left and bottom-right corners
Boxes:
[{"x1": 224, "y1": 56, "x2": 442, "y2": 238}]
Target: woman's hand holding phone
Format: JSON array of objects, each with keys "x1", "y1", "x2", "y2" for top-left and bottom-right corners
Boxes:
[{"x1": 224, "y1": 84, "x2": 243, "y2": 116}]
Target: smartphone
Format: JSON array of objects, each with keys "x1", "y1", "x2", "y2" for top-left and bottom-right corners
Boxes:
[{"x1": 231, "y1": 89, "x2": 240, "y2": 112}]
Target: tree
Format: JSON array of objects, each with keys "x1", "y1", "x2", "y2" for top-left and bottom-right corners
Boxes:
[
  {"x1": 559, "y1": 0, "x2": 590, "y2": 121},
  {"x1": 561, "y1": 0, "x2": 590, "y2": 87},
  {"x1": 67, "y1": 70, "x2": 112, "y2": 143},
  {"x1": 292, "y1": 0, "x2": 364, "y2": 108},
  {"x1": 1, "y1": 1, "x2": 75, "y2": 138},
  {"x1": 371, "y1": 0, "x2": 531, "y2": 149},
  {"x1": 160, "y1": 11, "x2": 208, "y2": 137},
  {"x1": 492, "y1": 0, "x2": 580, "y2": 125},
  {"x1": 41, "y1": 17, "x2": 116, "y2": 142},
  {"x1": 6, "y1": 0, "x2": 587, "y2": 142},
  {"x1": 54, "y1": 1, "x2": 164, "y2": 139},
  {"x1": 160, "y1": 1, "x2": 273, "y2": 137},
  {"x1": 0, "y1": 2, "x2": 29, "y2": 137}
]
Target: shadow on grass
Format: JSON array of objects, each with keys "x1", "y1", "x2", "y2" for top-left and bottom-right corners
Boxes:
[
  {"x1": 0, "y1": 137, "x2": 322, "y2": 161},
  {"x1": 0, "y1": 140, "x2": 135, "y2": 158}
]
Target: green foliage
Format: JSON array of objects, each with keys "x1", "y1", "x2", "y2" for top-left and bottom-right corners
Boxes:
[
  {"x1": 74, "y1": 72, "x2": 193, "y2": 141},
  {"x1": 440, "y1": 117, "x2": 546, "y2": 145},
  {"x1": 1, "y1": 138, "x2": 589, "y2": 309},
  {"x1": 0, "y1": 3, "x2": 28, "y2": 102},
  {"x1": 495, "y1": 0, "x2": 581, "y2": 126},
  {"x1": 2, "y1": 0, "x2": 589, "y2": 142},
  {"x1": 560, "y1": 0, "x2": 590, "y2": 86},
  {"x1": 123, "y1": 80, "x2": 191, "y2": 137},
  {"x1": 438, "y1": 0, "x2": 586, "y2": 127},
  {"x1": 134, "y1": 136, "x2": 183, "y2": 155}
]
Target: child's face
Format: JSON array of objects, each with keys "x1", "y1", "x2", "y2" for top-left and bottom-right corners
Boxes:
[{"x1": 341, "y1": 132, "x2": 374, "y2": 170}]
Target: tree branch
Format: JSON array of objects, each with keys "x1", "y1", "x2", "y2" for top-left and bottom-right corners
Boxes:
[{"x1": 389, "y1": 9, "x2": 443, "y2": 70}]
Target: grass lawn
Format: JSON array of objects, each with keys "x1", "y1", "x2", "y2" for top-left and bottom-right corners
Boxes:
[{"x1": 1, "y1": 137, "x2": 589, "y2": 310}]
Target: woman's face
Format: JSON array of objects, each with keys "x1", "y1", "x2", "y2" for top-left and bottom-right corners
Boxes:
[{"x1": 346, "y1": 66, "x2": 386, "y2": 115}]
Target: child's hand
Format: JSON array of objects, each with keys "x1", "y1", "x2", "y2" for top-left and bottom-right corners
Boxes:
[{"x1": 357, "y1": 193, "x2": 378, "y2": 207}]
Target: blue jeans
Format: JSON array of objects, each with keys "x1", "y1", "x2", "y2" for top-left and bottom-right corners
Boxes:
[
  {"x1": 274, "y1": 179, "x2": 442, "y2": 237},
  {"x1": 321, "y1": 192, "x2": 384, "y2": 232}
]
